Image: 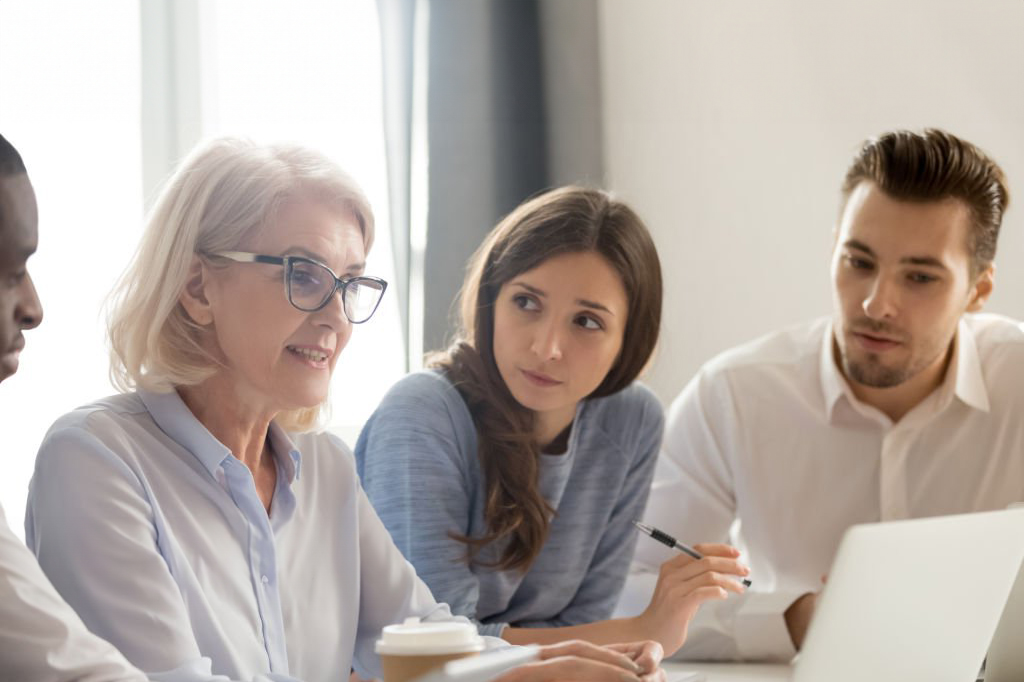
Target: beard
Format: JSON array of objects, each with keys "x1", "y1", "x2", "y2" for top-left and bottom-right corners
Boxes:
[
  {"x1": 836, "y1": 316, "x2": 915, "y2": 388},
  {"x1": 842, "y1": 353, "x2": 911, "y2": 388}
]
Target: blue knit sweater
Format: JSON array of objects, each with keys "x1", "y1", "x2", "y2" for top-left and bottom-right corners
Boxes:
[{"x1": 355, "y1": 370, "x2": 664, "y2": 636}]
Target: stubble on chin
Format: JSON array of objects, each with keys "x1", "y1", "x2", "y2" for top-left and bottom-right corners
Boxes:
[
  {"x1": 834, "y1": 319, "x2": 911, "y2": 389},
  {"x1": 842, "y1": 353, "x2": 909, "y2": 388}
]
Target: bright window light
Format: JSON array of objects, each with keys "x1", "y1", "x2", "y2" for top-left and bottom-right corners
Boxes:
[
  {"x1": 0, "y1": 0, "x2": 401, "y2": 539},
  {"x1": 200, "y1": 0, "x2": 404, "y2": 445},
  {"x1": 0, "y1": 1, "x2": 143, "y2": 539}
]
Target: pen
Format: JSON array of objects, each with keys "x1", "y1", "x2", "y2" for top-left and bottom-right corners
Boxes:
[{"x1": 633, "y1": 520, "x2": 752, "y2": 587}]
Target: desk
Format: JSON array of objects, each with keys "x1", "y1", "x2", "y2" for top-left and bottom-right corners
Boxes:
[{"x1": 663, "y1": 661, "x2": 790, "y2": 682}]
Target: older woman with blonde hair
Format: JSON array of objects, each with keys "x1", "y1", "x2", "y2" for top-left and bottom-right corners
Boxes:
[{"x1": 23, "y1": 138, "x2": 664, "y2": 682}]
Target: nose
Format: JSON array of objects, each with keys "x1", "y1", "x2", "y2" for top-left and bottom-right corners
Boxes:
[
  {"x1": 17, "y1": 272, "x2": 43, "y2": 330},
  {"x1": 312, "y1": 286, "x2": 350, "y2": 333},
  {"x1": 530, "y1": 318, "x2": 563, "y2": 361},
  {"x1": 862, "y1": 274, "x2": 897, "y2": 320}
]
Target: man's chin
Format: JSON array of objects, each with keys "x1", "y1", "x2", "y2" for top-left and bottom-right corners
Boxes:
[
  {"x1": 0, "y1": 355, "x2": 18, "y2": 382},
  {"x1": 845, "y1": 358, "x2": 908, "y2": 389}
]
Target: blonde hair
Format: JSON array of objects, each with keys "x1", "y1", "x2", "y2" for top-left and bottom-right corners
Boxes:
[{"x1": 108, "y1": 138, "x2": 375, "y2": 431}]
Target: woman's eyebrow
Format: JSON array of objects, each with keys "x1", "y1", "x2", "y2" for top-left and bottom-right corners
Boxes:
[
  {"x1": 512, "y1": 281, "x2": 614, "y2": 315},
  {"x1": 282, "y1": 247, "x2": 329, "y2": 263},
  {"x1": 577, "y1": 299, "x2": 613, "y2": 315},
  {"x1": 283, "y1": 247, "x2": 366, "y2": 275},
  {"x1": 510, "y1": 281, "x2": 546, "y2": 297},
  {"x1": 343, "y1": 261, "x2": 366, "y2": 275}
]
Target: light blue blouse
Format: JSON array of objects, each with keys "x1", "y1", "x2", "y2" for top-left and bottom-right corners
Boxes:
[
  {"x1": 26, "y1": 389, "x2": 470, "y2": 682},
  {"x1": 355, "y1": 371, "x2": 664, "y2": 637}
]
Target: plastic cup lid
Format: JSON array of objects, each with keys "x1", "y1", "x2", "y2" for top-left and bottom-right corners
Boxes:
[{"x1": 375, "y1": 618, "x2": 485, "y2": 655}]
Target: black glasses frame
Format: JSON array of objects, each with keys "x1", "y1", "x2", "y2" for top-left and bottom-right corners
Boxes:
[{"x1": 209, "y1": 251, "x2": 388, "y2": 323}]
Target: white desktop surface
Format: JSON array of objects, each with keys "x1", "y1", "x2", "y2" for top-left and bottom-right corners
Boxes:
[{"x1": 664, "y1": 661, "x2": 790, "y2": 682}]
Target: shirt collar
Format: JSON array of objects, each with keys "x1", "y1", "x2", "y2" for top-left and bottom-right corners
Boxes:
[
  {"x1": 950, "y1": 317, "x2": 991, "y2": 413},
  {"x1": 138, "y1": 388, "x2": 303, "y2": 482},
  {"x1": 268, "y1": 421, "x2": 303, "y2": 483},
  {"x1": 818, "y1": 317, "x2": 991, "y2": 422},
  {"x1": 818, "y1": 320, "x2": 848, "y2": 421}
]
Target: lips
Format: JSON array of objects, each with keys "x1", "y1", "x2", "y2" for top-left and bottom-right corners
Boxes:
[
  {"x1": 851, "y1": 331, "x2": 902, "y2": 352},
  {"x1": 520, "y1": 368, "x2": 562, "y2": 387},
  {"x1": 286, "y1": 344, "x2": 334, "y2": 368}
]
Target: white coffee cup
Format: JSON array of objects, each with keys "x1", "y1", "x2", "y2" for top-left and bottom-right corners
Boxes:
[{"x1": 376, "y1": 618, "x2": 486, "y2": 682}]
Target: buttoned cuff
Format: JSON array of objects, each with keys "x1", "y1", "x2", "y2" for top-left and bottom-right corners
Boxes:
[{"x1": 734, "y1": 590, "x2": 802, "y2": 662}]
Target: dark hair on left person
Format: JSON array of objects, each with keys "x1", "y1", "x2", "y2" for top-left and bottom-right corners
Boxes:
[{"x1": 0, "y1": 134, "x2": 27, "y2": 176}]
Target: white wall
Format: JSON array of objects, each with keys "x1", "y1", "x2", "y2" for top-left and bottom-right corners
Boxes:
[{"x1": 599, "y1": 0, "x2": 1024, "y2": 403}]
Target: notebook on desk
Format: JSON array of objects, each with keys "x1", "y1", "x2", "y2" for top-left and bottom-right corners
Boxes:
[
  {"x1": 666, "y1": 673, "x2": 704, "y2": 682},
  {"x1": 790, "y1": 509, "x2": 1024, "y2": 682},
  {"x1": 411, "y1": 647, "x2": 708, "y2": 682},
  {"x1": 663, "y1": 667, "x2": 704, "y2": 679}
]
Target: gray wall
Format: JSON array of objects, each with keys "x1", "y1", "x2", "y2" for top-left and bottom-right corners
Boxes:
[
  {"x1": 420, "y1": 0, "x2": 604, "y2": 357},
  {"x1": 423, "y1": 1, "x2": 548, "y2": 355},
  {"x1": 599, "y1": 0, "x2": 1024, "y2": 403}
]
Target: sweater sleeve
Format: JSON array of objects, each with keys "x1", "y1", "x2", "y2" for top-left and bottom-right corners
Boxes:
[
  {"x1": 517, "y1": 386, "x2": 664, "y2": 627},
  {"x1": 354, "y1": 373, "x2": 506, "y2": 636}
]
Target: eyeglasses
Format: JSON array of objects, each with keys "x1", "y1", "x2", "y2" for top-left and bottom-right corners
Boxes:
[{"x1": 209, "y1": 251, "x2": 388, "y2": 323}]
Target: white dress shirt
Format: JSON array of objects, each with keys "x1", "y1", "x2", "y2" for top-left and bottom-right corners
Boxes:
[
  {"x1": 26, "y1": 389, "x2": 474, "y2": 682},
  {"x1": 617, "y1": 313, "x2": 1024, "y2": 662},
  {"x1": 0, "y1": 502, "x2": 148, "y2": 682}
]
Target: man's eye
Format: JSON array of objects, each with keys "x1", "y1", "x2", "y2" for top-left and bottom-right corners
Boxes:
[
  {"x1": 6, "y1": 271, "x2": 26, "y2": 287},
  {"x1": 908, "y1": 272, "x2": 938, "y2": 284}
]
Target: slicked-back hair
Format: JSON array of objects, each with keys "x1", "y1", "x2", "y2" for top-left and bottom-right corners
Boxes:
[
  {"x1": 841, "y1": 129, "x2": 1010, "y2": 276},
  {"x1": 0, "y1": 134, "x2": 27, "y2": 176}
]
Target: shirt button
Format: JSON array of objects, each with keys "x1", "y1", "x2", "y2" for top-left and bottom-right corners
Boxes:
[{"x1": 261, "y1": 575, "x2": 270, "y2": 585}]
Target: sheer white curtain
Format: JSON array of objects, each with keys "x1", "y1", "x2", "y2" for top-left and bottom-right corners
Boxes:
[
  {"x1": 0, "y1": 0, "x2": 401, "y2": 539},
  {"x1": 199, "y1": 0, "x2": 404, "y2": 444},
  {"x1": 0, "y1": 1, "x2": 144, "y2": 540}
]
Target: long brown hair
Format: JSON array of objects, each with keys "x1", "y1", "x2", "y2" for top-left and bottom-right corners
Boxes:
[{"x1": 430, "y1": 186, "x2": 663, "y2": 572}]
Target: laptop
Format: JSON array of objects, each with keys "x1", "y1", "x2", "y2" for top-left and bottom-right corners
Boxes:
[
  {"x1": 983, "y1": 504, "x2": 1024, "y2": 682},
  {"x1": 791, "y1": 509, "x2": 1024, "y2": 682}
]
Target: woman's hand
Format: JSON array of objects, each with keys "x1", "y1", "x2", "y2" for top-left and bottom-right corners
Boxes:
[
  {"x1": 635, "y1": 543, "x2": 749, "y2": 655},
  {"x1": 494, "y1": 640, "x2": 664, "y2": 682},
  {"x1": 603, "y1": 640, "x2": 665, "y2": 681}
]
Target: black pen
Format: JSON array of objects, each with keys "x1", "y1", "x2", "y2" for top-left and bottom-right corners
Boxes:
[{"x1": 633, "y1": 520, "x2": 752, "y2": 587}]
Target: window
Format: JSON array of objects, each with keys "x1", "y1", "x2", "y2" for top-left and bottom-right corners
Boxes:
[
  {"x1": 197, "y1": 0, "x2": 404, "y2": 444},
  {"x1": 0, "y1": 0, "x2": 401, "y2": 538}
]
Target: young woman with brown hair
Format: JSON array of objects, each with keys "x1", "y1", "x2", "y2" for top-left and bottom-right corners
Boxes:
[{"x1": 356, "y1": 186, "x2": 748, "y2": 654}]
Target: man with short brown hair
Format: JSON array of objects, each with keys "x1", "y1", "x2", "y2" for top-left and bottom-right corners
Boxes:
[{"x1": 623, "y1": 128, "x2": 1024, "y2": 661}]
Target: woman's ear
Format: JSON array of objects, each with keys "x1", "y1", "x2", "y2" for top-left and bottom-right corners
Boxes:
[{"x1": 179, "y1": 255, "x2": 215, "y2": 325}]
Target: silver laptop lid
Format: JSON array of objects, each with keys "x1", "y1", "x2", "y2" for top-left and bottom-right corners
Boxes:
[
  {"x1": 793, "y1": 509, "x2": 1024, "y2": 682},
  {"x1": 984, "y1": 502, "x2": 1024, "y2": 682}
]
